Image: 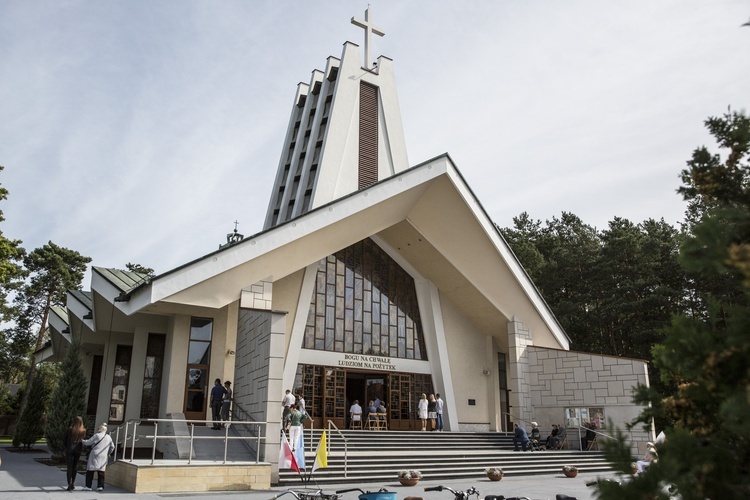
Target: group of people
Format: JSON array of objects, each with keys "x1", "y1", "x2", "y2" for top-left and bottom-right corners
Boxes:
[
  {"x1": 546, "y1": 423, "x2": 568, "y2": 449},
  {"x1": 348, "y1": 397, "x2": 388, "y2": 428},
  {"x1": 417, "y1": 393, "x2": 444, "y2": 431},
  {"x1": 209, "y1": 378, "x2": 233, "y2": 429},
  {"x1": 63, "y1": 417, "x2": 115, "y2": 492},
  {"x1": 512, "y1": 422, "x2": 571, "y2": 451},
  {"x1": 281, "y1": 389, "x2": 309, "y2": 450}
]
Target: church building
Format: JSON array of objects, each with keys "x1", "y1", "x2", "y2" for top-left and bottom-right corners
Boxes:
[{"x1": 43, "y1": 8, "x2": 651, "y2": 480}]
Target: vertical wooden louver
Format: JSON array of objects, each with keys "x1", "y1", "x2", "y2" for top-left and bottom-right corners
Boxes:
[{"x1": 359, "y1": 82, "x2": 378, "y2": 189}]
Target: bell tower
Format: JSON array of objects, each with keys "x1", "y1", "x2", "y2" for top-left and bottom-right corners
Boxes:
[{"x1": 263, "y1": 7, "x2": 409, "y2": 229}]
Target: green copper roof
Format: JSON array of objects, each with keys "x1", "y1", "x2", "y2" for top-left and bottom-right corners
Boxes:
[{"x1": 93, "y1": 266, "x2": 152, "y2": 294}]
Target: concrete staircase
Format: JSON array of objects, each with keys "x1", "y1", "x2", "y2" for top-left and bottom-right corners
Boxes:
[{"x1": 278, "y1": 430, "x2": 612, "y2": 486}]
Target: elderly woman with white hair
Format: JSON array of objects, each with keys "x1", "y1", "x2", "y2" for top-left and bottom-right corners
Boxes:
[
  {"x1": 636, "y1": 442, "x2": 658, "y2": 473},
  {"x1": 529, "y1": 422, "x2": 542, "y2": 450},
  {"x1": 81, "y1": 423, "x2": 115, "y2": 491}
]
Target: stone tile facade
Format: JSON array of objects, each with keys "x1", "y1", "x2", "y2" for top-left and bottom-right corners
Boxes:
[
  {"x1": 240, "y1": 280, "x2": 274, "y2": 311},
  {"x1": 526, "y1": 345, "x2": 652, "y2": 452}
]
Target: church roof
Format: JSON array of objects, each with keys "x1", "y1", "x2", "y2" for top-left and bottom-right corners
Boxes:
[
  {"x1": 115, "y1": 153, "x2": 569, "y2": 349},
  {"x1": 69, "y1": 289, "x2": 92, "y2": 309},
  {"x1": 92, "y1": 266, "x2": 152, "y2": 295}
]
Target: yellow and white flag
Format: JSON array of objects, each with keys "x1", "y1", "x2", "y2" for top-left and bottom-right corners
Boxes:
[{"x1": 311, "y1": 430, "x2": 328, "y2": 472}]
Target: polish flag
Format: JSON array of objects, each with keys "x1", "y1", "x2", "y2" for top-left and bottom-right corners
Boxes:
[{"x1": 278, "y1": 433, "x2": 299, "y2": 472}]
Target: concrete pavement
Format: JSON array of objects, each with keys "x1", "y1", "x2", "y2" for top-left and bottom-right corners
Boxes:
[{"x1": 0, "y1": 444, "x2": 622, "y2": 499}]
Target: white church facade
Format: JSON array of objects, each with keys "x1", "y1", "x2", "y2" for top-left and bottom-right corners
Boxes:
[{"x1": 43, "y1": 9, "x2": 651, "y2": 479}]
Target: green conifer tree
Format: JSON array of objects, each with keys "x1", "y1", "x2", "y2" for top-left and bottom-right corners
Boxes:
[
  {"x1": 595, "y1": 110, "x2": 750, "y2": 499},
  {"x1": 44, "y1": 336, "x2": 88, "y2": 458},
  {"x1": 12, "y1": 367, "x2": 50, "y2": 449}
]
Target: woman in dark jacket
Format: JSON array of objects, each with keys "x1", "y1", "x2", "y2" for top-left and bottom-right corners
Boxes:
[
  {"x1": 64, "y1": 416, "x2": 86, "y2": 490},
  {"x1": 427, "y1": 394, "x2": 438, "y2": 431}
]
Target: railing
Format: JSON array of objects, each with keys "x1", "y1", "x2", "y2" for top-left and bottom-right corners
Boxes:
[
  {"x1": 326, "y1": 420, "x2": 348, "y2": 478},
  {"x1": 111, "y1": 418, "x2": 267, "y2": 465}
]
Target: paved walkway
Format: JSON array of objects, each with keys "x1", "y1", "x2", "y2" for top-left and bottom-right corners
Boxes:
[{"x1": 0, "y1": 444, "x2": 621, "y2": 499}]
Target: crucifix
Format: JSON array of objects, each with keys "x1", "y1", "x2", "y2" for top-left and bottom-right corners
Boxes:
[{"x1": 351, "y1": 6, "x2": 385, "y2": 70}]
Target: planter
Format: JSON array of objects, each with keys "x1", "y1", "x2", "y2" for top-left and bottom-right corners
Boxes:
[
  {"x1": 398, "y1": 478, "x2": 420, "y2": 487},
  {"x1": 487, "y1": 473, "x2": 504, "y2": 482},
  {"x1": 563, "y1": 468, "x2": 578, "y2": 478}
]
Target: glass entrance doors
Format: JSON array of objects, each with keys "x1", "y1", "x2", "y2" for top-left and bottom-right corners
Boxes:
[{"x1": 293, "y1": 364, "x2": 432, "y2": 430}]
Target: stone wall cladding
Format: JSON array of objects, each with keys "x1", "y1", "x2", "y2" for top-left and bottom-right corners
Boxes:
[
  {"x1": 241, "y1": 280, "x2": 274, "y2": 311},
  {"x1": 234, "y1": 308, "x2": 274, "y2": 457},
  {"x1": 508, "y1": 318, "x2": 534, "y2": 424},
  {"x1": 527, "y1": 346, "x2": 651, "y2": 452},
  {"x1": 528, "y1": 347, "x2": 646, "y2": 406},
  {"x1": 235, "y1": 309, "x2": 274, "y2": 421}
]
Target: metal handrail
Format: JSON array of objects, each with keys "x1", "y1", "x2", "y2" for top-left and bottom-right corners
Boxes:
[
  {"x1": 110, "y1": 418, "x2": 267, "y2": 465},
  {"x1": 326, "y1": 419, "x2": 348, "y2": 478}
]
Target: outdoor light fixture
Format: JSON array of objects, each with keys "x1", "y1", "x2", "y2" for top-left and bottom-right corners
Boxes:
[{"x1": 227, "y1": 350, "x2": 235, "y2": 356}]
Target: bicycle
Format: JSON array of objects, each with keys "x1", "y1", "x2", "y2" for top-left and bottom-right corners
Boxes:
[
  {"x1": 269, "y1": 488, "x2": 342, "y2": 500},
  {"x1": 423, "y1": 485, "x2": 482, "y2": 500},
  {"x1": 425, "y1": 484, "x2": 578, "y2": 500}
]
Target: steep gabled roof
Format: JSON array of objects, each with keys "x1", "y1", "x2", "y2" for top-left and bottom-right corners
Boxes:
[
  {"x1": 69, "y1": 289, "x2": 92, "y2": 309},
  {"x1": 92, "y1": 266, "x2": 152, "y2": 295},
  {"x1": 115, "y1": 154, "x2": 569, "y2": 349}
]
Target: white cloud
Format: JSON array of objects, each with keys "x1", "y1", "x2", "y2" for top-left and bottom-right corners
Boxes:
[{"x1": 0, "y1": 0, "x2": 748, "y2": 280}]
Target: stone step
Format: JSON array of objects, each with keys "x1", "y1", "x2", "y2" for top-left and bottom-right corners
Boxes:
[{"x1": 278, "y1": 430, "x2": 611, "y2": 485}]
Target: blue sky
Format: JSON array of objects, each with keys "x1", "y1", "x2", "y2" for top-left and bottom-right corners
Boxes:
[{"x1": 1, "y1": 1, "x2": 748, "y2": 278}]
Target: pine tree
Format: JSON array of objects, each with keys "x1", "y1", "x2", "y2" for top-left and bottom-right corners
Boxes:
[
  {"x1": 595, "y1": 110, "x2": 750, "y2": 499},
  {"x1": 12, "y1": 367, "x2": 50, "y2": 449},
  {"x1": 44, "y1": 336, "x2": 88, "y2": 458}
]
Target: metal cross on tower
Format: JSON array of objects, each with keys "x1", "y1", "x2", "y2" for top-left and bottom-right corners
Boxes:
[{"x1": 351, "y1": 6, "x2": 385, "y2": 70}]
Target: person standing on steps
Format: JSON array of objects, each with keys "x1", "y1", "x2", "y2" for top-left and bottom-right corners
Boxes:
[
  {"x1": 286, "y1": 404, "x2": 308, "y2": 452},
  {"x1": 427, "y1": 394, "x2": 438, "y2": 431},
  {"x1": 281, "y1": 389, "x2": 295, "y2": 430},
  {"x1": 221, "y1": 381, "x2": 233, "y2": 426},
  {"x1": 435, "y1": 393, "x2": 444, "y2": 432},
  {"x1": 210, "y1": 378, "x2": 226, "y2": 430},
  {"x1": 418, "y1": 393, "x2": 428, "y2": 431}
]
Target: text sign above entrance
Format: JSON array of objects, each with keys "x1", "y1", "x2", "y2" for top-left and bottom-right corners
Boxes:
[
  {"x1": 298, "y1": 348, "x2": 432, "y2": 374},
  {"x1": 339, "y1": 354, "x2": 396, "y2": 371}
]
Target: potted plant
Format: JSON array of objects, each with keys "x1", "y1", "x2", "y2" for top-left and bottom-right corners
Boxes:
[
  {"x1": 562, "y1": 465, "x2": 578, "y2": 478},
  {"x1": 485, "y1": 467, "x2": 504, "y2": 481},
  {"x1": 397, "y1": 469, "x2": 423, "y2": 486}
]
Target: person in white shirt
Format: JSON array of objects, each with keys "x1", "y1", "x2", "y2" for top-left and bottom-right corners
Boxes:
[
  {"x1": 349, "y1": 400, "x2": 363, "y2": 428},
  {"x1": 418, "y1": 393, "x2": 428, "y2": 431},
  {"x1": 636, "y1": 442, "x2": 658, "y2": 473},
  {"x1": 281, "y1": 389, "x2": 295, "y2": 428}
]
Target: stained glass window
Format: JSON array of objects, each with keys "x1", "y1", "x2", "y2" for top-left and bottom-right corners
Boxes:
[{"x1": 304, "y1": 238, "x2": 427, "y2": 360}]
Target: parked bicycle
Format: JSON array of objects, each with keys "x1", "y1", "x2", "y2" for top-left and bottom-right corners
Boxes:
[
  {"x1": 425, "y1": 484, "x2": 578, "y2": 500},
  {"x1": 424, "y1": 485, "x2": 482, "y2": 500},
  {"x1": 269, "y1": 488, "x2": 341, "y2": 500}
]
